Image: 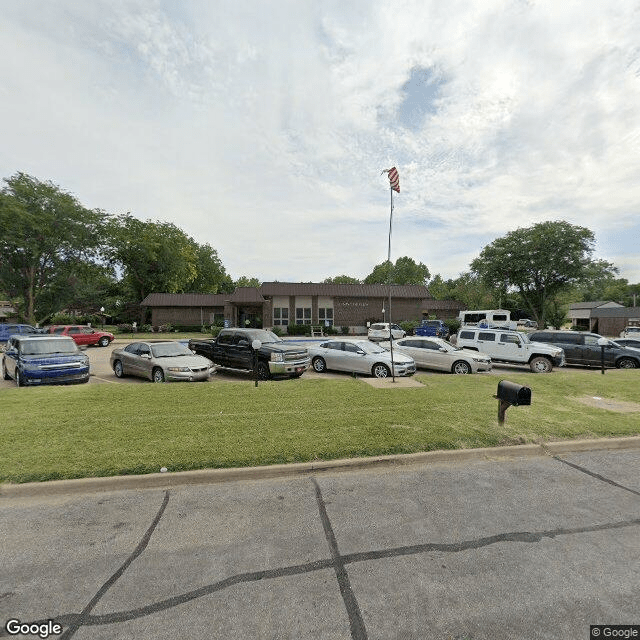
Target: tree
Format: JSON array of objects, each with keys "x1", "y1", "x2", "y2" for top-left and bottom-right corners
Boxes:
[
  {"x1": 0, "y1": 172, "x2": 106, "y2": 323},
  {"x1": 105, "y1": 214, "x2": 199, "y2": 303},
  {"x1": 323, "y1": 275, "x2": 362, "y2": 284},
  {"x1": 189, "y1": 242, "x2": 234, "y2": 293},
  {"x1": 470, "y1": 221, "x2": 596, "y2": 327},
  {"x1": 234, "y1": 276, "x2": 261, "y2": 288},
  {"x1": 429, "y1": 272, "x2": 499, "y2": 309},
  {"x1": 364, "y1": 256, "x2": 430, "y2": 285}
]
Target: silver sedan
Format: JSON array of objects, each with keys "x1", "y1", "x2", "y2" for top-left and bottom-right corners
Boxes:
[
  {"x1": 110, "y1": 340, "x2": 215, "y2": 382},
  {"x1": 381, "y1": 336, "x2": 492, "y2": 374},
  {"x1": 308, "y1": 339, "x2": 416, "y2": 378}
]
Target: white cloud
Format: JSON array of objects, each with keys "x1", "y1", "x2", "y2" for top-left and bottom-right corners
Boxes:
[{"x1": 1, "y1": 0, "x2": 639, "y2": 283}]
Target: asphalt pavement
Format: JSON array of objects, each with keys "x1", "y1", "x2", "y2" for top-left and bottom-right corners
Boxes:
[{"x1": 2, "y1": 447, "x2": 639, "y2": 640}]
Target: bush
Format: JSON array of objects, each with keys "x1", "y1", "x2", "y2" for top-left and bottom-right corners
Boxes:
[
  {"x1": 170, "y1": 324, "x2": 202, "y2": 332},
  {"x1": 210, "y1": 326, "x2": 223, "y2": 337},
  {"x1": 341, "y1": 326, "x2": 350, "y2": 335},
  {"x1": 285, "y1": 324, "x2": 311, "y2": 336},
  {"x1": 399, "y1": 320, "x2": 421, "y2": 334},
  {"x1": 271, "y1": 326, "x2": 284, "y2": 337},
  {"x1": 117, "y1": 324, "x2": 134, "y2": 333},
  {"x1": 444, "y1": 319, "x2": 461, "y2": 334},
  {"x1": 141, "y1": 324, "x2": 152, "y2": 333}
]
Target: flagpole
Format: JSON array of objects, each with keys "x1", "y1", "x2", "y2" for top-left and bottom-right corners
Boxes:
[{"x1": 387, "y1": 185, "x2": 395, "y2": 383}]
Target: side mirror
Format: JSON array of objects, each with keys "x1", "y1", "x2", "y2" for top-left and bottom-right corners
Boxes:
[
  {"x1": 357, "y1": 349, "x2": 366, "y2": 355},
  {"x1": 141, "y1": 353, "x2": 151, "y2": 359}
]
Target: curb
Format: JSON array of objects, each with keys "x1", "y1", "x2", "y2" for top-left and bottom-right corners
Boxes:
[{"x1": 2, "y1": 436, "x2": 640, "y2": 498}]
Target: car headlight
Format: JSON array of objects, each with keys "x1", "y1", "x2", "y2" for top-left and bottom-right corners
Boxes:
[
  {"x1": 270, "y1": 353, "x2": 284, "y2": 362},
  {"x1": 167, "y1": 367, "x2": 190, "y2": 372}
]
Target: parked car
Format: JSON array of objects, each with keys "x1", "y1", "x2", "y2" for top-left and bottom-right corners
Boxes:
[
  {"x1": 517, "y1": 319, "x2": 538, "y2": 329},
  {"x1": 2, "y1": 334, "x2": 90, "y2": 386},
  {"x1": 0, "y1": 323, "x2": 40, "y2": 344},
  {"x1": 308, "y1": 339, "x2": 416, "y2": 378},
  {"x1": 456, "y1": 327, "x2": 564, "y2": 373},
  {"x1": 110, "y1": 340, "x2": 214, "y2": 382},
  {"x1": 413, "y1": 319, "x2": 449, "y2": 338},
  {"x1": 528, "y1": 330, "x2": 640, "y2": 369},
  {"x1": 47, "y1": 325, "x2": 115, "y2": 347},
  {"x1": 188, "y1": 328, "x2": 310, "y2": 380},
  {"x1": 382, "y1": 337, "x2": 491, "y2": 374},
  {"x1": 620, "y1": 326, "x2": 640, "y2": 339},
  {"x1": 368, "y1": 323, "x2": 406, "y2": 342}
]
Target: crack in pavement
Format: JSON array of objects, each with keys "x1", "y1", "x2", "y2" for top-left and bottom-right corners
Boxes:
[{"x1": 4, "y1": 457, "x2": 640, "y2": 638}]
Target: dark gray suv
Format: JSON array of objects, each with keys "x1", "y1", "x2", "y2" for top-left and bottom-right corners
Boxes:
[{"x1": 528, "y1": 331, "x2": 640, "y2": 369}]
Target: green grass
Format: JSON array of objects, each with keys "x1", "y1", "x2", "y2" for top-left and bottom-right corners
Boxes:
[{"x1": 2, "y1": 370, "x2": 639, "y2": 483}]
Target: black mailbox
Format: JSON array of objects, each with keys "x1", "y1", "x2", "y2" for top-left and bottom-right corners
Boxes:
[
  {"x1": 495, "y1": 380, "x2": 531, "y2": 425},
  {"x1": 497, "y1": 380, "x2": 531, "y2": 406}
]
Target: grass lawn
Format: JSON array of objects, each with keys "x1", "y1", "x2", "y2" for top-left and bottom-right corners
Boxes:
[{"x1": 2, "y1": 369, "x2": 639, "y2": 484}]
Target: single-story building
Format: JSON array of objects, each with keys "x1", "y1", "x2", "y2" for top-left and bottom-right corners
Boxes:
[
  {"x1": 568, "y1": 301, "x2": 640, "y2": 336},
  {"x1": 141, "y1": 283, "x2": 465, "y2": 333},
  {"x1": 0, "y1": 301, "x2": 17, "y2": 322}
]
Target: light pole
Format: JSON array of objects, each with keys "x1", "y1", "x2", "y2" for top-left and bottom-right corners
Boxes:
[
  {"x1": 100, "y1": 307, "x2": 105, "y2": 330},
  {"x1": 252, "y1": 339, "x2": 262, "y2": 387}
]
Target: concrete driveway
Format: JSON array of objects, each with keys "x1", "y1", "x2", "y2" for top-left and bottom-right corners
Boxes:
[{"x1": 1, "y1": 447, "x2": 639, "y2": 639}]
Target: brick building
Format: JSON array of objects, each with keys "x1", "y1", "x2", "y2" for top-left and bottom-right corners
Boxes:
[{"x1": 141, "y1": 283, "x2": 465, "y2": 333}]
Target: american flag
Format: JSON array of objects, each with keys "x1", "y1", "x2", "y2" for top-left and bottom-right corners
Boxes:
[{"x1": 383, "y1": 167, "x2": 400, "y2": 193}]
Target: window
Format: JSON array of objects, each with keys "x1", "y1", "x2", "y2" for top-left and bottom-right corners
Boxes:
[
  {"x1": 459, "y1": 330, "x2": 475, "y2": 340},
  {"x1": 296, "y1": 307, "x2": 312, "y2": 325},
  {"x1": 273, "y1": 307, "x2": 289, "y2": 326},
  {"x1": 318, "y1": 307, "x2": 333, "y2": 326},
  {"x1": 583, "y1": 335, "x2": 601, "y2": 347},
  {"x1": 493, "y1": 314, "x2": 507, "y2": 322},
  {"x1": 478, "y1": 332, "x2": 496, "y2": 341},
  {"x1": 500, "y1": 334, "x2": 520, "y2": 344}
]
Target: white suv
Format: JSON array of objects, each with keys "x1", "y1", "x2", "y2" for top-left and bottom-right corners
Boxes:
[
  {"x1": 455, "y1": 328, "x2": 565, "y2": 373},
  {"x1": 368, "y1": 323, "x2": 406, "y2": 342}
]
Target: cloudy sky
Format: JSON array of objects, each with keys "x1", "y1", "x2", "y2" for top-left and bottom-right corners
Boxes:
[{"x1": 1, "y1": 1, "x2": 639, "y2": 284}]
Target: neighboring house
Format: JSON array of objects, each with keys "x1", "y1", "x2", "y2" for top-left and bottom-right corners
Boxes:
[
  {"x1": 569, "y1": 301, "x2": 625, "y2": 334},
  {"x1": 0, "y1": 301, "x2": 18, "y2": 322},
  {"x1": 590, "y1": 306, "x2": 640, "y2": 337},
  {"x1": 141, "y1": 283, "x2": 465, "y2": 333}
]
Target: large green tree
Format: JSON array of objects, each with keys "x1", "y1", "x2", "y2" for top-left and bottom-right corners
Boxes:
[
  {"x1": 0, "y1": 173, "x2": 106, "y2": 323},
  {"x1": 323, "y1": 275, "x2": 362, "y2": 284},
  {"x1": 470, "y1": 220, "x2": 597, "y2": 326},
  {"x1": 364, "y1": 256, "x2": 430, "y2": 285}
]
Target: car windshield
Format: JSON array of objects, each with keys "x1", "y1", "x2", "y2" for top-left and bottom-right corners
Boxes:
[
  {"x1": 518, "y1": 331, "x2": 530, "y2": 343},
  {"x1": 359, "y1": 342, "x2": 387, "y2": 354},
  {"x1": 21, "y1": 339, "x2": 79, "y2": 355},
  {"x1": 150, "y1": 342, "x2": 193, "y2": 358},
  {"x1": 238, "y1": 329, "x2": 282, "y2": 344}
]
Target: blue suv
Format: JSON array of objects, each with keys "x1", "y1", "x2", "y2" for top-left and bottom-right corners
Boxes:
[
  {"x1": 0, "y1": 323, "x2": 39, "y2": 344},
  {"x1": 2, "y1": 334, "x2": 90, "y2": 386}
]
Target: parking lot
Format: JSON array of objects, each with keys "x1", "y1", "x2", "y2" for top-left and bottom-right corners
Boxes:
[
  {"x1": 1, "y1": 338, "x2": 574, "y2": 389},
  {"x1": 1, "y1": 447, "x2": 639, "y2": 639}
]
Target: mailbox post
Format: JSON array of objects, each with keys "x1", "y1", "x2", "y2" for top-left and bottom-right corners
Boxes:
[
  {"x1": 495, "y1": 380, "x2": 532, "y2": 425},
  {"x1": 252, "y1": 339, "x2": 262, "y2": 387}
]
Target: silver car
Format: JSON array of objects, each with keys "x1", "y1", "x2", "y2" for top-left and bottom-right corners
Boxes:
[
  {"x1": 382, "y1": 336, "x2": 492, "y2": 374},
  {"x1": 368, "y1": 323, "x2": 406, "y2": 342},
  {"x1": 110, "y1": 340, "x2": 215, "y2": 382},
  {"x1": 308, "y1": 339, "x2": 416, "y2": 378}
]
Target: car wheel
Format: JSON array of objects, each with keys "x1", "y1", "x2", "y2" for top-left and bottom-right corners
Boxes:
[
  {"x1": 256, "y1": 361, "x2": 270, "y2": 380},
  {"x1": 452, "y1": 360, "x2": 472, "y2": 374},
  {"x1": 152, "y1": 367, "x2": 165, "y2": 383},
  {"x1": 616, "y1": 357, "x2": 638, "y2": 369},
  {"x1": 312, "y1": 357, "x2": 326, "y2": 373},
  {"x1": 99, "y1": 336, "x2": 110, "y2": 347},
  {"x1": 113, "y1": 360, "x2": 124, "y2": 378},
  {"x1": 372, "y1": 363, "x2": 391, "y2": 378},
  {"x1": 2, "y1": 362, "x2": 10, "y2": 380},
  {"x1": 530, "y1": 356, "x2": 553, "y2": 373},
  {"x1": 15, "y1": 369, "x2": 24, "y2": 387}
]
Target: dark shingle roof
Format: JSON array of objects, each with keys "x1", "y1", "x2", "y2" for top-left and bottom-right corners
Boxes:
[
  {"x1": 141, "y1": 293, "x2": 227, "y2": 307},
  {"x1": 259, "y1": 282, "x2": 432, "y2": 299}
]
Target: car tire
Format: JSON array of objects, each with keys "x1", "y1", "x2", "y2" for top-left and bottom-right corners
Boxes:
[
  {"x1": 152, "y1": 367, "x2": 165, "y2": 383},
  {"x1": 452, "y1": 360, "x2": 471, "y2": 374},
  {"x1": 99, "y1": 336, "x2": 110, "y2": 347},
  {"x1": 372, "y1": 363, "x2": 390, "y2": 378},
  {"x1": 2, "y1": 362, "x2": 10, "y2": 380},
  {"x1": 15, "y1": 369, "x2": 24, "y2": 387},
  {"x1": 616, "y1": 357, "x2": 638, "y2": 369},
  {"x1": 256, "y1": 361, "x2": 270, "y2": 380},
  {"x1": 113, "y1": 360, "x2": 124, "y2": 378},
  {"x1": 530, "y1": 356, "x2": 553, "y2": 373},
  {"x1": 312, "y1": 357, "x2": 326, "y2": 373}
]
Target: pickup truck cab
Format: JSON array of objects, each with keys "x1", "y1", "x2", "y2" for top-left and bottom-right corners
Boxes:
[
  {"x1": 456, "y1": 327, "x2": 564, "y2": 373},
  {"x1": 188, "y1": 328, "x2": 310, "y2": 380},
  {"x1": 414, "y1": 319, "x2": 449, "y2": 338}
]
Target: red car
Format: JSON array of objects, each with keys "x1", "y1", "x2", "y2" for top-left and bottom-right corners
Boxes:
[{"x1": 47, "y1": 325, "x2": 115, "y2": 347}]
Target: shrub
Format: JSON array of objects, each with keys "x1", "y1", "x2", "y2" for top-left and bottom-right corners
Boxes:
[
  {"x1": 444, "y1": 319, "x2": 461, "y2": 334},
  {"x1": 271, "y1": 326, "x2": 284, "y2": 337},
  {"x1": 210, "y1": 326, "x2": 222, "y2": 337},
  {"x1": 399, "y1": 320, "x2": 421, "y2": 334},
  {"x1": 341, "y1": 326, "x2": 350, "y2": 335},
  {"x1": 285, "y1": 324, "x2": 311, "y2": 336},
  {"x1": 141, "y1": 324, "x2": 153, "y2": 333},
  {"x1": 117, "y1": 324, "x2": 134, "y2": 333}
]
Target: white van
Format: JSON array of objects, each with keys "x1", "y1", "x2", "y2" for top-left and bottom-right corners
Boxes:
[{"x1": 458, "y1": 309, "x2": 516, "y2": 330}]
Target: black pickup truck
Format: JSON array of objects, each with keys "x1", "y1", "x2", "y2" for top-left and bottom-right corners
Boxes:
[{"x1": 188, "y1": 328, "x2": 311, "y2": 380}]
